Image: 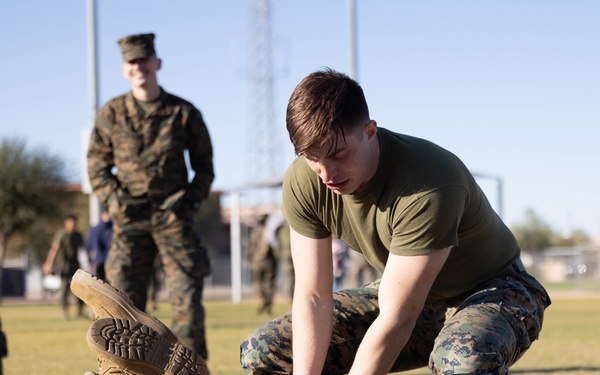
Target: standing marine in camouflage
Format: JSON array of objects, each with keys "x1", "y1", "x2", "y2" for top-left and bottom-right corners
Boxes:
[
  {"x1": 240, "y1": 69, "x2": 551, "y2": 374},
  {"x1": 87, "y1": 33, "x2": 214, "y2": 362},
  {"x1": 263, "y1": 210, "x2": 294, "y2": 301},
  {"x1": 247, "y1": 215, "x2": 278, "y2": 315}
]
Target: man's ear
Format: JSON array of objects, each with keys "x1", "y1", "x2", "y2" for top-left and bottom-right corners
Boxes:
[
  {"x1": 156, "y1": 58, "x2": 162, "y2": 71},
  {"x1": 365, "y1": 120, "x2": 378, "y2": 139}
]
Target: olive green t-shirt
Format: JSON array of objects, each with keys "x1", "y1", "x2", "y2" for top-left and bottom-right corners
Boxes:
[
  {"x1": 52, "y1": 229, "x2": 84, "y2": 276},
  {"x1": 282, "y1": 128, "x2": 520, "y2": 299}
]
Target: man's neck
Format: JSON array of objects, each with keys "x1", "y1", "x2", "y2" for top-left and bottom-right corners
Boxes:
[{"x1": 131, "y1": 84, "x2": 161, "y2": 102}]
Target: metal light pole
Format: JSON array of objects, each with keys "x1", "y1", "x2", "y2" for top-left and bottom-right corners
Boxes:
[
  {"x1": 86, "y1": 0, "x2": 100, "y2": 225},
  {"x1": 87, "y1": 0, "x2": 99, "y2": 128},
  {"x1": 229, "y1": 191, "x2": 242, "y2": 304},
  {"x1": 347, "y1": 0, "x2": 358, "y2": 80},
  {"x1": 472, "y1": 171, "x2": 504, "y2": 220}
]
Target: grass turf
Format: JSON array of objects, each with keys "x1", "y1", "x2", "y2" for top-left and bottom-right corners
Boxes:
[{"x1": 1, "y1": 293, "x2": 599, "y2": 375}]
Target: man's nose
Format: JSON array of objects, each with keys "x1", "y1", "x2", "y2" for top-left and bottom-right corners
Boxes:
[{"x1": 318, "y1": 161, "x2": 337, "y2": 182}]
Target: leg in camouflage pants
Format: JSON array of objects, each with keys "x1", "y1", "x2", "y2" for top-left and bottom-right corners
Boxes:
[
  {"x1": 106, "y1": 197, "x2": 209, "y2": 359},
  {"x1": 240, "y1": 262, "x2": 550, "y2": 374}
]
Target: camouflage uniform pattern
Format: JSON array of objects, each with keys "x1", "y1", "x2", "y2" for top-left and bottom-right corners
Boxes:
[
  {"x1": 247, "y1": 222, "x2": 278, "y2": 314},
  {"x1": 276, "y1": 223, "x2": 294, "y2": 300},
  {"x1": 118, "y1": 33, "x2": 156, "y2": 62},
  {"x1": 88, "y1": 89, "x2": 214, "y2": 360},
  {"x1": 240, "y1": 262, "x2": 550, "y2": 374}
]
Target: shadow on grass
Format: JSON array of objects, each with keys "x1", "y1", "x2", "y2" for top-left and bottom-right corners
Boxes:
[
  {"x1": 512, "y1": 367, "x2": 600, "y2": 374},
  {"x1": 395, "y1": 367, "x2": 600, "y2": 375}
]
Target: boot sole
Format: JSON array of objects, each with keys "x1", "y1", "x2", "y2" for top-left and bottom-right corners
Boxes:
[
  {"x1": 71, "y1": 269, "x2": 178, "y2": 341},
  {"x1": 87, "y1": 318, "x2": 208, "y2": 375}
]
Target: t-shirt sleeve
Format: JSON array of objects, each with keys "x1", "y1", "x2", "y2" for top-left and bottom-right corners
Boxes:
[
  {"x1": 281, "y1": 158, "x2": 330, "y2": 240},
  {"x1": 52, "y1": 230, "x2": 64, "y2": 245},
  {"x1": 389, "y1": 185, "x2": 467, "y2": 256}
]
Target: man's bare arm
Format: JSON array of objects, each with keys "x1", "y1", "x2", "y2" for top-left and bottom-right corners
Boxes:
[
  {"x1": 290, "y1": 228, "x2": 335, "y2": 375},
  {"x1": 43, "y1": 241, "x2": 60, "y2": 275},
  {"x1": 349, "y1": 247, "x2": 451, "y2": 375}
]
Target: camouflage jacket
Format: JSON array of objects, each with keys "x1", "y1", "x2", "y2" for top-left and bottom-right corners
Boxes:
[
  {"x1": 87, "y1": 89, "x2": 214, "y2": 209},
  {"x1": 247, "y1": 225, "x2": 276, "y2": 271}
]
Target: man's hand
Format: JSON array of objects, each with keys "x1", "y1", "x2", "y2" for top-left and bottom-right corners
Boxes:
[{"x1": 42, "y1": 261, "x2": 53, "y2": 275}]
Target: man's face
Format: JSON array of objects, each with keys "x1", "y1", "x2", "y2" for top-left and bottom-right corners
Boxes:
[
  {"x1": 122, "y1": 55, "x2": 161, "y2": 88},
  {"x1": 64, "y1": 218, "x2": 77, "y2": 233},
  {"x1": 303, "y1": 120, "x2": 379, "y2": 195},
  {"x1": 100, "y1": 211, "x2": 110, "y2": 222}
]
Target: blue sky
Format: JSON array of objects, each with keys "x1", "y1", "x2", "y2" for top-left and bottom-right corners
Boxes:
[{"x1": 1, "y1": 1, "x2": 599, "y2": 238}]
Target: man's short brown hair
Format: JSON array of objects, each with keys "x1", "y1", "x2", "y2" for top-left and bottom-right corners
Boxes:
[{"x1": 286, "y1": 68, "x2": 370, "y2": 155}]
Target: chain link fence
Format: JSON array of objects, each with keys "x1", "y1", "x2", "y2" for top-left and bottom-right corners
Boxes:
[{"x1": 523, "y1": 245, "x2": 600, "y2": 294}]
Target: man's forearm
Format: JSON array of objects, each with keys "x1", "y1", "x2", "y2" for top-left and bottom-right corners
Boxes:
[
  {"x1": 348, "y1": 316, "x2": 412, "y2": 375},
  {"x1": 292, "y1": 295, "x2": 334, "y2": 375}
]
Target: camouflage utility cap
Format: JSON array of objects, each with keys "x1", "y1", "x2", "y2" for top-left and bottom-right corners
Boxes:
[{"x1": 118, "y1": 33, "x2": 156, "y2": 62}]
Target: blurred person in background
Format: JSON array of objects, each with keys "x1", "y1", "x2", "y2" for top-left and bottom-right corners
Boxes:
[
  {"x1": 247, "y1": 215, "x2": 278, "y2": 315},
  {"x1": 85, "y1": 207, "x2": 112, "y2": 281},
  {"x1": 43, "y1": 214, "x2": 86, "y2": 320},
  {"x1": 331, "y1": 235, "x2": 348, "y2": 291}
]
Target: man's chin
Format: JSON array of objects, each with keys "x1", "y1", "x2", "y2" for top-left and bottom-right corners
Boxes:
[{"x1": 327, "y1": 185, "x2": 355, "y2": 195}]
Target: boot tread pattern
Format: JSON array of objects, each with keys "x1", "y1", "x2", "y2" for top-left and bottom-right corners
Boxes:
[{"x1": 88, "y1": 318, "x2": 208, "y2": 375}]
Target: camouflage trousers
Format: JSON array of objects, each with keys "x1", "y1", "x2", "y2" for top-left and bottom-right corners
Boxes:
[
  {"x1": 240, "y1": 261, "x2": 551, "y2": 374},
  {"x1": 105, "y1": 196, "x2": 209, "y2": 359},
  {"x1": 251, "y1": 258, "x2": 278, "y2": 313}
]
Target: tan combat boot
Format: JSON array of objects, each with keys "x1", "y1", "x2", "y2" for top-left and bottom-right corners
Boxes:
[
  {"x1": 83, "y1": 357, "x2": 147, "y2": 375},
  {"x1": 93, "y1": 356, "x2": 147, "y2": 375},
  {"x1": 87, "y1": 318, "x2": 208, "y2": 375},
  {"x1": 70, "y1": 269, "x2": 177, "y2": 342}
]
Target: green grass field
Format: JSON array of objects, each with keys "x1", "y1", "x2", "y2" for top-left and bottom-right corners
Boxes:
[{"x1": 1, "y1": 293, "x2": 599, "y2": 375}]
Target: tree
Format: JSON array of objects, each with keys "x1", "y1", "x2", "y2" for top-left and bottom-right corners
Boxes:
[
  {"x1": 0, "y1": 137, "x2": 67, "y2": 299},
  {"x1": 511, "y1": 209, "x2": 555, "y2": 253},
  {"x1": 7, "y1": 187, "x2": 89, "y2": 265},
  {"x1": 554, "y1": 229, "x2": 591, "y2": 247}
]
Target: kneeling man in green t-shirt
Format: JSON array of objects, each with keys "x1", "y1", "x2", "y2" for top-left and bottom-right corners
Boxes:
[{"x1": 240, "y1": 68, "x2": 551, "y2": 375}]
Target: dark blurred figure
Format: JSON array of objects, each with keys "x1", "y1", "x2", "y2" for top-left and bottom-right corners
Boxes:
[
  {"x1": 331, "y1": 236, "x2": 348, "y2": 291},
  {"x1": 264, "y1": 210, "x2": 294, "y2": 301},
  {"x1": 85, "y1": 207, "x2": 113, "y2": 281},
  {"x1": 43, "y1": 214, "x2": 86, "y2": 319},
  {"x1": 247, "y1": 215, "x2": 278, "y2": 314},
  {"x1": 0, "y1": 313, "x2": 7, "y2": 375},
  {"x1": 147, "y1": 254, "x2": 164, "y2": 311},
  {"x1": 276, "y1": 222, "x2": 293, "y2": 300},
  {"x1": 344, "y1": 250, "x2": 380, "y2": 289}
]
